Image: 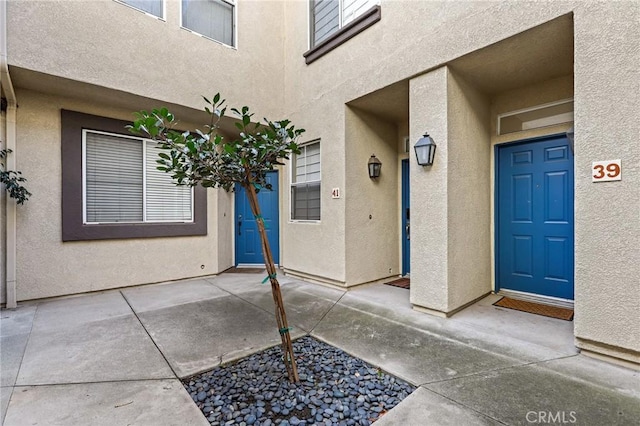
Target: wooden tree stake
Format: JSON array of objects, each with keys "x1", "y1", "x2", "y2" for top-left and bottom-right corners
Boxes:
[{"x1": 245, "y1": 182, "x2": 299, "y2": 383}]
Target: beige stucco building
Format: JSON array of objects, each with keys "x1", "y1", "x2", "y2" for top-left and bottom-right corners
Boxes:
[{"x1": 1, "y1": 0, "x2": 638, "y2": 368}]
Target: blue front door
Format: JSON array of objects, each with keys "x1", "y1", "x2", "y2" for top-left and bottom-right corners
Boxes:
[
  {"x1": 402, "y1": 159, "x2": 410, "y2": 276},
  {"x1": 235, "y1": 172, "x2": 279, "y2": 265},
  {"x1": 496, "y1": 136, "x2": 574, "y2": 300}
]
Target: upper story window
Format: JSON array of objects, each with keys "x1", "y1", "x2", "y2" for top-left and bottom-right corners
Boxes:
[
  {"x1": 310, "y1": 0, "x2": 379, "y2": 47},
  {"x1": 182, "y1": 0, "x2": 235, "y2": 47},
  {"x1": 305, "y1": 0, "x2": 381, "y2": 64},
  {"x1": 83, "y1": 130, "x2": 193, "y2": 224},
  {"x1": 291, "y1": 141, "x2": 321, "y2": 221},
  {"x1": 117, "y1": 0, "x2": 164, "y2": 18}
]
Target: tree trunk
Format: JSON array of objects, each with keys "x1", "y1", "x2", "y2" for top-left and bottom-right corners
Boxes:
[{"x1": 244, "y1": 182, "x2": 299, "y2": 383}]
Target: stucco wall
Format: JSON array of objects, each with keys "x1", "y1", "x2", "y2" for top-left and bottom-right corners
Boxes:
[
  {"x1": 281, "y1": 95, "x2": 347, "y2": 285},
  {"x1": 7, "y1": 0, "x2": 285, "y2": 118},
  {"x1": 281, "y1": 0, "x2": 576, "y2": 285},
  {"x1": 409, "y1": 67, "x2": 449, "y2": 312},
  {"x1": 409, "y1": 67, "x2": 492, "y2": 314},
  {"x1": 5, "y1": 0, "x2": 639, "y2": 363},
  {"x1": 344, "y1": 106, "x2": 399, "y2": 285},
  {"x1": 573, "y1": 1, "x2": 640, "y2": 357},
  {"x1": 446, "y1": 71, "x2": 491, "y2": 310},
  {"x1": 13, "y1": 89, "x2": 230, "y2": 301}
]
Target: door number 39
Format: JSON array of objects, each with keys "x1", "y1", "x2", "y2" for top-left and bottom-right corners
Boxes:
[{"x1": 592, "y1": 160, "x2": 621, "y2": 182}]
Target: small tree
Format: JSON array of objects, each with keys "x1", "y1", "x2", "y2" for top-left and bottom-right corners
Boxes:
[
  {"x1": 1, "y1": 149, "x2": 31, "y2": 205},
  {"x1": 129, "y1": 94, "x2": 304, "y2": 382}
]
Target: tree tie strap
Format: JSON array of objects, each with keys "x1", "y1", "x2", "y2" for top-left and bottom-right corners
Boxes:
[
  {"x1": 262, "y1": 273, "x2": 277, "y2": 284},
  {"x1": 254, "y1": 214, "x2": 269, "y2": 229},
  {"x1": 279, "y1": 327, "x2": 292, "y2": 335},
  {"x1": 252, "y1": 182, "x2": 263, "y2": 190}
]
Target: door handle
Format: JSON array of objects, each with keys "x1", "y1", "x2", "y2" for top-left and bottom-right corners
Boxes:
[
  {"x1": 406, "y1": 223, "x2": 410, "y2": 240},
  {"x1": 238, "y1": 215, "x2": 242, "y2": 235}
]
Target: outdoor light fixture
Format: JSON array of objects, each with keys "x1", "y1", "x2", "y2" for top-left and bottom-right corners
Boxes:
[
  {"x1": 566, "y1": 126, "x2": 575, "y2": 154},
  {"x1": 414, "y1": 133, "x2": 437, "y2": 166},
  {"x1": 368, "y1": 154, "x2": 382, "y2": 179}
]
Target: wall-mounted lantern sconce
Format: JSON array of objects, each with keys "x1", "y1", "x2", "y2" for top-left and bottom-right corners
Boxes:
[
  {"x1": 368, "y1": 154, "x2": 382, "y2": 179},
  {"x1": 414, "y1": 133, "x2": 437, "y2": 166},
  {"x1": 566, "y1": 126, "x2": 575, "y2": 154}
]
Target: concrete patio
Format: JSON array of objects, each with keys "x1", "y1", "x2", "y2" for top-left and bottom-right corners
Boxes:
[{"x1": 1, "y1": 272, "x2": 638, "y2": 425}]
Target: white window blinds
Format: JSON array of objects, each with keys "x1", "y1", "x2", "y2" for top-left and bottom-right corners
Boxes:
[
  {"x1": 85, "y1": 132, "x2": 143, "y2": 223},
  {"x1": 342, "y1": 0, "x2": 377, "y2": 25},
  {"x1": 312, "y1": 0, "x2": 340, "y2": 45},
  {"x1": 145, "y1": 142, "x2": 193, "y2": 221},
  {"x1": 182, "y1": 0, "x2": 234, "y2": 46},
  {"x1": 84, "y1": 131, "x2": 193, "y2": 224},
  {"x1": 291, "y1": 142, "x2": 321, "y2": 221},
  {"x1": 119, "y1": 0, "x2": 163, "y2": 18}
]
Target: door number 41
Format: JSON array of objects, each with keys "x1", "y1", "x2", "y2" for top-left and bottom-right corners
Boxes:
[{"x1": 592, "y1": 159, "x2": 621, "y2": 182}]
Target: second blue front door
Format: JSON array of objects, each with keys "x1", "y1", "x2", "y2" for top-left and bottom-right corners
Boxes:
[
  {"x1": 402, "y1": 159, "x2": 410, "y2": 276},
  {"x1": 235, "y1": 171, "x2": 279, "y2": 265},
  {"x1": 496, "y1": 136, "x2": 574, "y2": 300}
]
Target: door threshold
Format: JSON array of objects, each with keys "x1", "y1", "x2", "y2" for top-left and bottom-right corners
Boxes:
[
  {"x1": 497, "y1": 289, "x2": 574, "y2": 309},
  {"x1": 235, "y1": 264, "x2": 278, "y2": 268}
]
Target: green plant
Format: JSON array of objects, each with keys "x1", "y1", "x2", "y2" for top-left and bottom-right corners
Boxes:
[
  {"x1": 128, "y1": 94, "x2": 305, "y2": 382},
  {"x1": 1, "y1": 149, "x2": 31, "y2": 205}
]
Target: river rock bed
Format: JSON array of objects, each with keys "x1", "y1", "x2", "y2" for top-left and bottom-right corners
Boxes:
[{"x1": 183, "y1": 336, "x2": 415, "y2": 426}]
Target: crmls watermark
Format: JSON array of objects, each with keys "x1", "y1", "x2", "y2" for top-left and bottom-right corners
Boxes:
[{"x1": 526, "y1": 411, "x2": 577, "y2": 424}]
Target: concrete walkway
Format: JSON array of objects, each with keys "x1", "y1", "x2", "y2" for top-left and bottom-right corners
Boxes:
[{"x1": 1, "y1": 273, "x2": 638, "y2": 425}]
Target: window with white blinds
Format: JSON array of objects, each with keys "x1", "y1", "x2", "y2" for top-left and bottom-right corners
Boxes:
[
  {"x1": 117, "y1": 0, "x2": 164, "y2": 18},
  {"x1": 182, "y1": 0, "x2": 235, "y2": 46},
  {"x1": 311, "y1": 0, "x2": 379, "y2": 47},
  {"x1": 291, "y1": 141, "x2": 321, "y2": 221},
  {"x1": 83, "y1": 130, "x2": 193, "y2": 224}
]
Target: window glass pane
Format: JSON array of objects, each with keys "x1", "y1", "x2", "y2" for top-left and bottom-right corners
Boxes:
[
  {"x1": 291, "y1": 141, "x2": 321, "y2": 220},
  {"x1": 342, "y1": 0, "x2": 377, "y2": 25},
  {"x1": 498, "y1": 101, "x2": 574, "y2": 135},
  {"x1": 183, "y1": 0, "x2": 234, "y2": 46},
  {"x1": 292, "y1": 182, "x2": 321, "y2": 221},
  {"x1": 313, "y1": 0, "x2": 339, "y2": 46},
  {"x1": 120, "y1": 0, "x2": 163, "y2": 18},
  {"x1": 145, "y1": 142, "x2": 193, "y2": 221},
  {"x1": 85, "y1": 132, "x2": 143, "y2": 223}
]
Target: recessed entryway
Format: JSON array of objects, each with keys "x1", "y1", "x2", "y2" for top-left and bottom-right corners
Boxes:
[{"x1": 495, "y1": 135, "x2": 574, "y2": 301}]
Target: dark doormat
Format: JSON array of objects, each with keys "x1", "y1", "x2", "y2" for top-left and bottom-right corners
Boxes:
[
  {"x1": 494, "y1": 296, "x2": 574, "y2": 321},
  {"x1": 384, "y1": 277, "x2": 410, "y2": 289},
  {"x1": 223, "y1": 267, "x2": 265, "y2": 274}
]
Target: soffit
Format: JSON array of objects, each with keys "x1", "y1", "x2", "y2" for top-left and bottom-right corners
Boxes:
[
  {"x1": 347, "y1": 80, "x2": 409, "y2": 125},
  {"x1": 344, "y1": 15, "x2": 573, "y2": 125},
  {"x1": 9, "y1": 66, "x2": 241, "y2": 136},
  {"x1": 449, "y1": 14, "x2": 574, "y2": 95}
]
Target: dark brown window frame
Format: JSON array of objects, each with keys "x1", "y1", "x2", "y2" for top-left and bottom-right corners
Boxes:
[
  {"x1": 61, "y1": 110, "x2": 207, "y2": 242},
  {"x1": 304, "y1": 5, "x2": 381, "y2": 65}
]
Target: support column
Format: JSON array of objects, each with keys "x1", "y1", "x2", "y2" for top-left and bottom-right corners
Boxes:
[
  {"x1": 409, "y1": 66, "x2": 492, "y2": 317},
  {"x1": 409, "y1": 67, "x2": 449, "y2": 314}
]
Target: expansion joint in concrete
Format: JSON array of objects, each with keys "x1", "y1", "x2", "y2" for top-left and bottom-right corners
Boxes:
[
  {"x1": 309, "y1": 291, "x2": 348, "y2": 335},
  {"x1": 119, "y1": 291, "x2": 179, "y2": 379},
  {"x1": 417, "y1": 354, "x2": 580, "y2": 388},
  {"x1": 418, "y1": 385, "x2": 510, "y2": 425}
]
